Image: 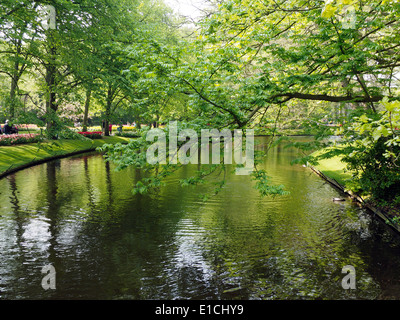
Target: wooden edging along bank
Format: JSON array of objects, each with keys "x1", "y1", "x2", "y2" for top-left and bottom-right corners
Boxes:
[{"x1": 309, "y1": 165, "x2": 400, "y2": 235}]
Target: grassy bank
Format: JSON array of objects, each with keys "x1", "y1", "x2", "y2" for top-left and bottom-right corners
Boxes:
[
  {"x1": 310, "y1": 149, "x2": 352, "y2": 187},
  {"x1": 0, "y1": 136, "x2": 131, "y2": 178},
  {"x1": 310, "y1": 147, "x2": 400, "y2": 232}
]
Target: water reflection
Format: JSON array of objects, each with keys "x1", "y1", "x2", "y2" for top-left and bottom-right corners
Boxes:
[{"x1": 1, "y1": 138, "x2": 400, "y2": 299}]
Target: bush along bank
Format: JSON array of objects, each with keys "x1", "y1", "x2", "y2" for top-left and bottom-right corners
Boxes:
[{"x1": 307, "y1": 100, "x2": 400, "y2": 232}]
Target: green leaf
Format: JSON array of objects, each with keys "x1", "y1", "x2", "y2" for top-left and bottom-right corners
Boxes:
[
  {"x1": 321, "y1": 3, "x2": 337, "y2": 18},
  {"x1": 382, "y1": 99, "x2": 400, "y2": 112},
  {"x1": 358, "y1": 114, "x2": 369, "y2": 123}
]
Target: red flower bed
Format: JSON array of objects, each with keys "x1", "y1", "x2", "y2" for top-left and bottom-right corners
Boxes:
[{"x1": 77, "y1": 131, "x2": 103, "y2": 139}]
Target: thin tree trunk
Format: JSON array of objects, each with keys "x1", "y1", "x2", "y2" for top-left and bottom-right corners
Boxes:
[
  {"x1": 45, "y1": 27, "x2": 59, "y2": 139},
  {"x1": 104, "y1": 85, "x2": 114, "y2": 136},
  {"x1": 9, "y1": 74, "x2": 18, "y2": 119},
  {"x1": 45, "y1": 63, "x2": 58, "y2": 137},
  {"x1": 82, "y1": 88, "x2": 92, "y2": 132}
]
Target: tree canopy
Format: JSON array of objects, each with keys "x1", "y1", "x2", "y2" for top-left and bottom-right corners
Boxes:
[{"x1": 1, "y1": 0, "x2": 399, "y2": 201}]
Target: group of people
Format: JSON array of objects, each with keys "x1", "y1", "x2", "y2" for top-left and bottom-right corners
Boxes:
[{"x1": 0, "y1": 120, "x2": 18, "y2": 135}]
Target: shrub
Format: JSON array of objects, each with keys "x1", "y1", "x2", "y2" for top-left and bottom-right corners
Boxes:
[
  {"x1": 343, "y1": 136, "x2": 400, "y2": 202},
  {"x1": 115, "y1": 131, "x2": 140, "y2": 138},
  {"x1": 336, "y1": 98, "x2": 400, "y2": 202}
]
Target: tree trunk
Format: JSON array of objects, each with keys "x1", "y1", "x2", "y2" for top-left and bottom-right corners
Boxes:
[
  {"x1": 104, "y1": 85, "x2": 113, "y2": 136},
  {"x1": 45, "y1": 27, "x2": 59, "y2": 139},
  {"x1": 9, "y1": 75, "x2": 18, "y2": 119},
  {"x1": 135, "y1": 119, "x2": 141, "y2": 131},
  {"x1": 45, "y1": 62, "x2": 58, "y2": 138},
  {"x1": 82, "y1": 88, "x2": 92, "y2": 132},
  {"x1": 9, "y1": 36, "x2": 26, "y2": 119},
  {"x1": 104, "y1": 119, "x2": 110, "y2": 136}
]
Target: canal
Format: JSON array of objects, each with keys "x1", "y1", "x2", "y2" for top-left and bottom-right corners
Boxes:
[{"x1": 1, "y1": 137, "x2": 400, "y2": 299}]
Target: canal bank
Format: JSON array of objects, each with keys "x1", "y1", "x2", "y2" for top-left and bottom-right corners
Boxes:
[
  {"x1": 309, "y1": 153, "x2": 400, "y2": 235},
  {"x1": 0, "y1": 136, "x2": 131, "y2": 179}
]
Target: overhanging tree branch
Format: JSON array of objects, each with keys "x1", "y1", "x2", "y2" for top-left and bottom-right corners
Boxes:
[{"x1": 271, "y1": 92, "x2": 384, "y2": 103}]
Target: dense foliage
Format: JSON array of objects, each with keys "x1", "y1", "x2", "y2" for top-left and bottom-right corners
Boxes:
[
  {"x1": 0, "y1": 0, "x2": 184, "y2": 137},
  {"x1": 1, "y1": 0, "x2": 400, "y2": 202},
  {"x1": 316, "y1": 99, "x2": 400, "y2": 205}
]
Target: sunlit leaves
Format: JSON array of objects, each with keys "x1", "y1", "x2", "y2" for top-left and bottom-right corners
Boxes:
[
  {"x1": 322, "y1": 3, "x2": 338, "y2": 18},
  {"x1": 349, "y1": 98, "x2": 399, "y2": 153},
  {"x1": 382, "y1": 97, "x2": 400, "y2": 113}
]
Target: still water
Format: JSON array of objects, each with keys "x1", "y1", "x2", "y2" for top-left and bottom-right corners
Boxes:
[{"x1": 1, "y1": 137, "x2": 400, "y2": 300}]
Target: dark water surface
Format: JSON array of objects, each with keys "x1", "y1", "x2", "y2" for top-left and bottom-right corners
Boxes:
[{"x1": 1, "y1": 137, "x2": 400, "y2": 300}]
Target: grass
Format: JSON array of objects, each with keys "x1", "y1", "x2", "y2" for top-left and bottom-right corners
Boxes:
[
  {"x1": 0, "y1": 135, "x2": 131, "y2": 177},
  {"x1": 310, "y1": 148, "x2": 352, "y2": 187}
]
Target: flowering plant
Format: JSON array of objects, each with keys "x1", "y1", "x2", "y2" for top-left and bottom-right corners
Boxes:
[
  {"x1": 77, "y1": 131, "x2": 103, "y2": 139},
  {"x1": 0, "y1": 133, "x2": 44, "y2": 146},
  {"x1": 15, "y1": 124, "x2": 40, "y2": 130}
]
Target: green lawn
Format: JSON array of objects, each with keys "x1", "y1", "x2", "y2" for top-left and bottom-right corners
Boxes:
[
  {"x1": 311, "y1": 149, "x2": 352, "y2": 187},
  {"x1": 0, "y1": 136, "x2": 131, "y2": 177}
]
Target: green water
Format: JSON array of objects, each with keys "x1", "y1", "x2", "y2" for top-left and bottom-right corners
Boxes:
[{"x1": 1, "y1": 137, "x2": 400, "y2": 300}]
